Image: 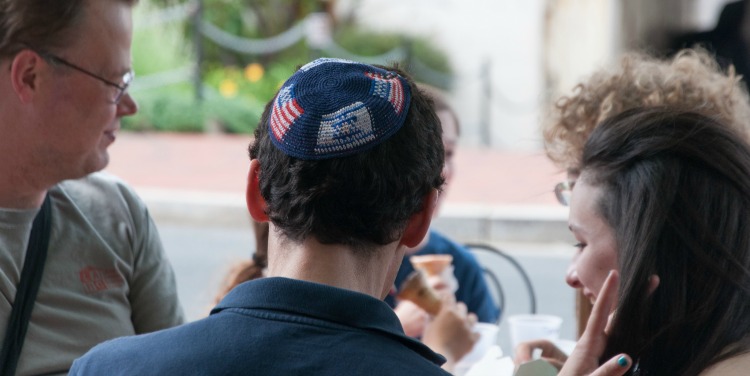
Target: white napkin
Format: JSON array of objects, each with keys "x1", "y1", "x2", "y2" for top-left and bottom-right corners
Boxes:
[{"x1": 460, "y1": 346, "x2": 515, "y2": 376}]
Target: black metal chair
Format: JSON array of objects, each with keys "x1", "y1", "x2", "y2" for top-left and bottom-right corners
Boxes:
[{"x1": 464, "y1": 243, "x2": 537, "y2": 324}]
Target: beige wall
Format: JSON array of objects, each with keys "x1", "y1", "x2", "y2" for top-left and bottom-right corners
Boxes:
[{"x1": 543, "y1": 0, "x2": 619, "y2": 102}]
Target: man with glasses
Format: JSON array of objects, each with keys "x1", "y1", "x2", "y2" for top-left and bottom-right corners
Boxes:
[{"x1": 0, "y1": 0, "x2": 184, "y2": 374}]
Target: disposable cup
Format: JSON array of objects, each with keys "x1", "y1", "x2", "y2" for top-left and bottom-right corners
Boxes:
[{"x1": 507, "y1": 314, "x2": 562, "y2": 354}]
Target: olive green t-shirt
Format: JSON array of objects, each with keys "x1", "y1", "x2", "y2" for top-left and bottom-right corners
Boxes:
[{"x1": 0, "y1": 172, "x2": 184, "y2": 375}]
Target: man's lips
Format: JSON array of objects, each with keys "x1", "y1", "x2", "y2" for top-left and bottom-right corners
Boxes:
[{"x1": 104, "y1": 129, "x2": 117, "y2": 142}]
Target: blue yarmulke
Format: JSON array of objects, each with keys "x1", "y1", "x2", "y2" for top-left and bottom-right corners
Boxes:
[{"x1": 268, "y1": 58, "x2": 412, "y2": 160}]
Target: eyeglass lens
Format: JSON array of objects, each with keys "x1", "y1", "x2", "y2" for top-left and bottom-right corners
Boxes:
[{"x1": 554, "y1": 181, "x2": 574, "y2": 206}]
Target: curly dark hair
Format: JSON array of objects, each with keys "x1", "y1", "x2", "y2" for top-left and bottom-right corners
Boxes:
[{"x1": 249, "y1": 64, "x2": 444, "y2": 254}]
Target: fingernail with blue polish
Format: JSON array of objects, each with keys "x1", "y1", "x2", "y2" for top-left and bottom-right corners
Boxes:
[{"x1": 617, "y1": 355, "x2": 628, "y2": 367}]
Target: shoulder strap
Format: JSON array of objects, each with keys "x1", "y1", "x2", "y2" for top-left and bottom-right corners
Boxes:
[{"x1": 0, "y1": 193, "x2": 52, "y2": 375}]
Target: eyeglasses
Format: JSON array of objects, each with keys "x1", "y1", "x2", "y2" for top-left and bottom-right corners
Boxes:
[
  {"x1": 554, "y1": 180, "x2": 575, "y2": 206},
  {"x1": 31, "y1": 48, "x2": 133, "y2": 104}
]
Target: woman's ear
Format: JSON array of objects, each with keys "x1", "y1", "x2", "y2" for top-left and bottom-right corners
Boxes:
[
  {"x1": 400, "y1": 189, "x2": 439, "y2": 248},
  {"x1": 246, "y1": 159, "x2": 269, "y2": 222}
]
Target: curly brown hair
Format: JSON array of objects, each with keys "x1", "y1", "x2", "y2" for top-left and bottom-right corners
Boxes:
[{"x1": 543, "y1": 48, "x2": 750, "y2": 174}]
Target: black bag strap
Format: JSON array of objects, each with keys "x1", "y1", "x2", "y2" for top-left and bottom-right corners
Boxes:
[{"x1": 0, "y1": 193, "x2": 52, "y2": 375}]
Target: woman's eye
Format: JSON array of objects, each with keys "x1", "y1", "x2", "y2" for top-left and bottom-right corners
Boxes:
[{"x1": 573, "y1": 242, "x2": 586, "y2": 250}]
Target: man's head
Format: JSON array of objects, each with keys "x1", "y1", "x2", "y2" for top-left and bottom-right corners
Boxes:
[
  {"x1": 543, "y1": 48, "x2": 750, "y2": 175},
  {"x1": 0, "y1": 0, "x2": 138, "y2": 182},
  {"x1": 248, "y1": 58, "x2": 444, "y2": 254}
]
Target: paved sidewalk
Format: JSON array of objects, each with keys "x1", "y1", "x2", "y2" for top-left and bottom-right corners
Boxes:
[{"x1": 105, "y1": 132, "x2": 571, "y2": 242}]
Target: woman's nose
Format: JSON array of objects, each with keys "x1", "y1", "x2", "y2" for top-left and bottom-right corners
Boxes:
[{"x1": 566, "y1": 264, "x2": 582, "y2": 289}]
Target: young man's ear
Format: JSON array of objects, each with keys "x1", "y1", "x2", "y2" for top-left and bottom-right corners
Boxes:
[
  {"x1": 246, "y1": 159, "x2": 269, "y2": 222},
  {"x1": 9, "y1": 50, "x2": 43, "y2": 103},
  {"x1": 400, "y1": 189, "x2": 439, "y2": 248}
]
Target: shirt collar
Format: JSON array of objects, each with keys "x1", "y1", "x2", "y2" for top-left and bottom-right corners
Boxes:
[{"x1": 212, "y1": 277, "x2": 446, "y2": 365}]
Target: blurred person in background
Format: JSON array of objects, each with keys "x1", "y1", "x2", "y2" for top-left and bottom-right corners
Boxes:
[
  {"x1": 0, "y1": 0, "x2": 184, "y2": 374},
  {"x1": 385, "y1": 84, "x2": 500, "y2": 337},
  {"x1": 515, "y1": 48, "x2": 750, "y2": 368},
  {"x1": 668, "y1": 0, "x2": 750, "y2": 88},
  {"x1": 213, "y1": 220, "x2": 269, "y2": 305}
]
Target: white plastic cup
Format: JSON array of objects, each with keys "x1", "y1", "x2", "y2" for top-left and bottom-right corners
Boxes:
[
  {"x1": 508, "y1": 314, "x2": 563, "y2": 353},
  {"x1": 453, "y1": 322, "x2": 500, "y2": 374}
]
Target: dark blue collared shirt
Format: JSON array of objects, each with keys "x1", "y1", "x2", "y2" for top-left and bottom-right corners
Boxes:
[{"x1": 71, "y1": 277, "x2": 450, "y2": 375}]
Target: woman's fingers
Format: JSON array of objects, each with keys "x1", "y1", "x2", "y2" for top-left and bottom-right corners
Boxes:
[
  {"x1": 467, "y1": 312, "x2": 478, "y2": 326},
  {"x1": 579, "y1": 270, "x2": 619, "y2": 349},
  {"x1": 558, "y1": 270, "x2": 630, "y2": 376},
  {"x1": 588, "y1": 354, "x2": 632, "y2": 376},
  {"x1": 513, "y1": 339, "x2": 567, "y2": 366}
]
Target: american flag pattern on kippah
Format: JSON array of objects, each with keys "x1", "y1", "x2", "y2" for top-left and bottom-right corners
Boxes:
[
  {"x1": 366, "y1": 72, "x2": 406, "y2": 114},
  {"x1": 268, "y1": 58, "x2": 412, "y2": 160},
  {"x1": 270, "y1": 85, "x2": 304, "y2": 142}
]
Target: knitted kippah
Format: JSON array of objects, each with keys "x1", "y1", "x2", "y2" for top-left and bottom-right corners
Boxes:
[{"x1": 268, "y1": 58, "x2": 412, "y2": 160}]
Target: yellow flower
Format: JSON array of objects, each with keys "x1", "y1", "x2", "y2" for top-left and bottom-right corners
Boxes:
[
  {"x1": 244, "y1": 63, "x2": 264, "y2": 83},
  {"x1": 219, "y1": 79, "x2": 238, "y2": 98}
]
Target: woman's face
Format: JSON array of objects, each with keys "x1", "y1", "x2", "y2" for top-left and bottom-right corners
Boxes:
[{"x1": 566, "y1": 177, "x2": 618, "y2": 304}]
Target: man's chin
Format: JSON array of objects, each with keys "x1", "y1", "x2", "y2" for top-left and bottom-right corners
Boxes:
[{"x1": 81, "y1": 153, "x2": 110, "y2": 177}]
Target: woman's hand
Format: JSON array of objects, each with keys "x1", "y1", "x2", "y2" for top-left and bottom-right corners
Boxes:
[
  {"x1": 514, "y1": 339, "x2": 568, "y2": 370},
  {"x1": 421, "y1": 295, "x2": 479, "y2": 371},
  {"x1": 396, "y1": 268, "x2": 458, "y2": 338},
  {"x1": 394, "y1": 300, "x2": 429, "y2": 337},
  {"x1": 558, "y1": 270, "x2": 632, "y2": 376}
]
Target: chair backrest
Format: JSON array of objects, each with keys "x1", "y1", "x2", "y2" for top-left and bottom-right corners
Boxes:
[{"x1": 464, "y1": 243, "x2": 537, "y2": 324}]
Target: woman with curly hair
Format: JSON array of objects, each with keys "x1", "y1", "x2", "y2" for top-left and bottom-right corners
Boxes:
[
  {"x1": 516, "y1": 48, "x2": 750, "y2": 370},
  {"x1": 559, "y1": 108, "x2": 750, "y2": 375}
]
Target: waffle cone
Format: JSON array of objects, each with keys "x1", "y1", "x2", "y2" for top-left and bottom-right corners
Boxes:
[{"x1": 396, "y1": 271, "x2": 442, "y2": 316}]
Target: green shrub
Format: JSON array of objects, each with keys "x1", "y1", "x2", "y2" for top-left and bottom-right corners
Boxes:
[
  {"x1": 124, "y1": 84, "x2": 264, "y2": 134},
  {"x1": 129, "y1": 0, "x2": 453, "y2": 133}
]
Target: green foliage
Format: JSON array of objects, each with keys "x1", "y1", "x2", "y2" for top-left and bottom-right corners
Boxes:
[
  {"x1": 330, "y1": 25, "x2": 452, "y2": 86},
  {"x1": 332, "y1": 26, "x2": 403, "y2": 57},
  {"x1": 202, "y1": 59, "x2": 299, "y2": 104},
  {"x1": 132, "y1": 2, "x2": 189, "y2": 75},
  {"x1": 123, "y1": 84, "x2": 264, "y2": 134},
  {"x1": 410, "y1": 38, "x2": 452, "y2": 74},
  {"x1": 128, "y1": 0, "x2": 453, "y2": 133}
]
